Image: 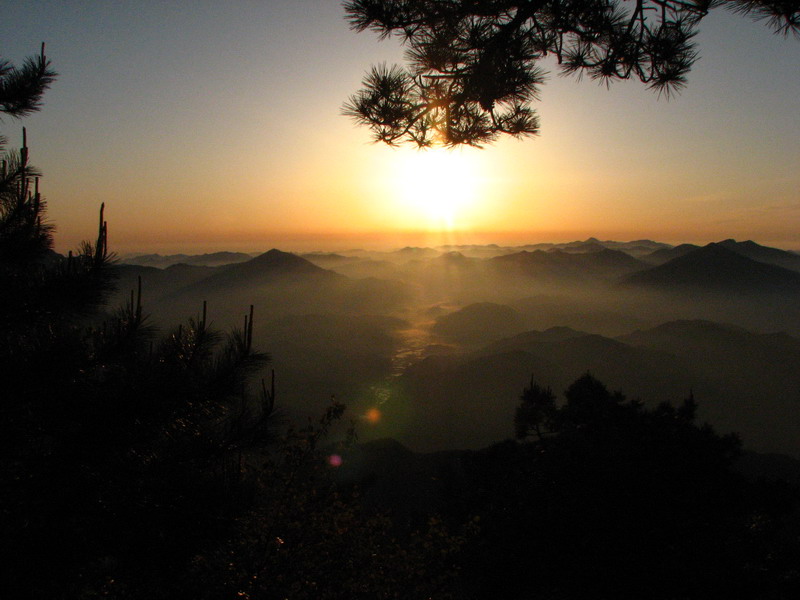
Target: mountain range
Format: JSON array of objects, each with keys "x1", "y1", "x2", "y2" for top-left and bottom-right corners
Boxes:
[
  {"x1": 104, "y1": 238, "x2": 800, "y2": 460},
  {"x1": 624, "y1": 243, "x2": 800, "y2": 294},
  {"x1": 394, "y1": 318, "x2": 800, "y2": 456}
]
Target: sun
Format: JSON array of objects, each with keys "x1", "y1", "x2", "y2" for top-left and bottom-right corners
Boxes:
[{"x1": 393, "y1": 147, "x2": 483, "y2": 230}]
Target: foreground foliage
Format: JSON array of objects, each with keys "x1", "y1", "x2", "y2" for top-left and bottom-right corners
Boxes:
[
  {"x1": 453, "y1": 373, "x2": 800, "y2": 598},
  {"x1": 344, "y1": 0, "x2": 800, "y2": 146},
  {"x1": 192, "y1": 403, "x2": 473, "y2": 600},
  {"x1": 1, "y1": 46, "x2": 468, "y2": 599}
]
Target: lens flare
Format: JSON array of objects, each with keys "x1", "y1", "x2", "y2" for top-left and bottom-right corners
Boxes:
[{"x1": 364, "y1": 407, "x2": 381, "y2": 424}]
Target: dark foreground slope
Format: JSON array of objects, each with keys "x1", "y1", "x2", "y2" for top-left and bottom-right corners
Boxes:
[{"x1": 335, "y1": 370, "x2": 800, "y2": 600}]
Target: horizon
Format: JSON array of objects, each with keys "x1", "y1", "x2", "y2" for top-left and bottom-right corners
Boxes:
[{"x1": 109, "y1": 233, "x2": 799, "y2": 258}]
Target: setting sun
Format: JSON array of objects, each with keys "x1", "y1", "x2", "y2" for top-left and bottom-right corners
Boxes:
[{"x1": 392, "y1": 147, "x2": 484, "y2": 230}]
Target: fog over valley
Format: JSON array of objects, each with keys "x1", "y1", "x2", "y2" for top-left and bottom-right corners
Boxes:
[{"x1": 113, "y1": 237, "x2": 800, "y2": 459}]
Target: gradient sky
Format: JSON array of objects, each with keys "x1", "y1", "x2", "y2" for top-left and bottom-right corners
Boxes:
[{"x1": 3, "y1": 1, "x2": 799, "y2": 253}]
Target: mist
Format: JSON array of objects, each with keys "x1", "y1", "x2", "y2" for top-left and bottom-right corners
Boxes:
[{"x1": 112, "y1": 237, "x2": 800, "y2": 458}]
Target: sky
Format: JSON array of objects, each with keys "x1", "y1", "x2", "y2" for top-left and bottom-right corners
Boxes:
[{"x1": 2, "y1": 1, "x2": 799, "y2": 254}]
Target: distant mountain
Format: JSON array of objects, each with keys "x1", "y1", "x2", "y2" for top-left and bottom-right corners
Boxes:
[
  {"x1": 409, "y1": 251, "x2": 486, "y2": 282},
  {"x1": 619, "y1": 320, "x2": 800, "y2": 368},
  {"x1": 617, "y1": 319, "x2": 800, "y2": 453},
  {"x1": 430, "y1": 239, "x2": 670, "y2": 260},
  {"x1": 327, "y1": 259, "x2": 401, "y2": 280},
  {"x1": 436, "y1": 244, "x2": 520, "y2": 258},
  {"x1": 393, "y1": 246, "x2": 440, "y2": 259},
  {"x1": 429, "y1": 251, "x2": 483, "y2": 268},
  {"x1": 398, "y1": 319, "x2": 800, "y2": 456},
  {"x1": 618, "y1": 242, "x2": 673, "y2": 258},
  {"x1": 110, "y1": 263, "x2": 217, "y2": 306},
  {"x1": 300, "y1": 252, "x2": 360, "y2": 268},
  {"x1": 623, "y1": 243, "x2": 800, "y2": 294},
  {"x1": 153, "y1": 249, "x2": 415, "y2": 323},
  {"x1": 560, "y1": 238, "x2": 672, "y2": 258},
  {"x1": 558, "y1": 241, "x2": 608, "y2": 254},
  {"x1": 717, "y1": 239, "x2": 800, "y2": 272},
  {"x1": 492, "y1": 248, "x2": 646, "y2": 281},
  {"x1": 641, "y1": 243, "x2": 700, "y2": 265},
  {"x1": 398, "y1": 328, "x2": 686, "y2": 452},
  {"x1": 480, "y1": 326, "x2": 589, "y2": 354},
  {"x1": 178, "y1": 248, "x2": 342, "y2": 292},
  {"x1": 121, "y1": 251, "x2": 253, "y2": 268}
]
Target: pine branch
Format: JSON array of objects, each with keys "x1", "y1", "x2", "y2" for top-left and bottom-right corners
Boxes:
[{"x1": 0, "y1": 44, "x2": 57, "y2": 119}]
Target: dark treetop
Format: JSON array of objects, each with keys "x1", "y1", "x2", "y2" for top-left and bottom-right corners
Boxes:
[{"x1": 343, "y1": 0, "x2": 799, "y2": 146}]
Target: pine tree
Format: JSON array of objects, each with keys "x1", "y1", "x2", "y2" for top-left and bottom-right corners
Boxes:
[
  {"x1": 343, "y1": 0, "x2": 800, "y2": 146},
  {"x1": 0, "y1": 46, "x2": 277, "y2": 599}
]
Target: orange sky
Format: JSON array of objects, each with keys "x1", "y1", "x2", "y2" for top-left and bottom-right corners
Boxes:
[{"x1": 4, "y1": 3, "x2": 799, "y2": 254}]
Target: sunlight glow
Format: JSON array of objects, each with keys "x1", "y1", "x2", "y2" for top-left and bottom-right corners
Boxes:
[{"x1": 392, "y1": 148, "x2": 483, "y2": 230}]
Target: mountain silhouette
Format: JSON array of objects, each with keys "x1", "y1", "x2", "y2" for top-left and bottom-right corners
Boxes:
[
  {"x1": 717, "y1": 239, "x2": 800, "y2": 272},
  {"x1": 623, "y1": 243, "x2": 800, "y2": 293},
  {"x1": 618, "y1": 320, "x2": 800, "y2": 369},
  {"x1": 641, "y1": 243, "x2": 700, "y2": 265},
  {"x1": 480, "y1": 326, "x2": 589, "y2": 354},
  {"x1": 326, "y1": 258, "x2": 401, "y2": 280},
  {"x1": 121, "y1": 251, "x2": 253, "y2": 268},
  {"x1": 431, "y1": 302, "x2": 525, "y2": 345},
  {"x1": 151, "y1": 249, "x2": 415, "y2": 326},
  {"x1": 176, "y1": 248, "x2": 343, "y2": 293},
  {"x1": 111, "y1": 263, "x2": 217, "y2": 306},
  {"x1": 558, "y1": 241, "x2": 608, "y2": 254},
  {"x1": 393, "y1": 246, "x2": 439, "y2": 259},
  {"x1": 617, "y1": 319, "x2": 800, "y2": 454},
  {"x1": 560, "y1": 237, "x2": 671, "y2": 257},
  {"x1": 423, "y1": 251, "x2": 484, "y2": 272},
  {"x1": 300, "y1": 252, "x2": 360, "y2": 268},
  {"x1": 493, "y1": 248, "x2": 645, "y2": 281},
  {"x1": 400, "y1": 318, "x2": 800, "y2": 456}
]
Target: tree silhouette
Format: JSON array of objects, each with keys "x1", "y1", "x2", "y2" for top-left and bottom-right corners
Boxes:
[
  {"x1": 513, "y1": 375, "x2": 557, "y2": 440},
  {"x1": 0, "y1": 43, "x2": 55, "y2": 119},
  {"x1": 343, "y1": 0, "x2": 800, "y2": 146},
  {"x1": 457, "y1": 373, "x2": 800, "y2": 599},
  {"x1": 0, "y1": 47, "x2": 280, "y2": 598},
  {"x1": 0, "y1": 46, "x2": 467, "y2": 599}
]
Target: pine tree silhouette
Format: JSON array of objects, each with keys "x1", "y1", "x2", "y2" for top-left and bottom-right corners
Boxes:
[{"x1": 0, "y1": 46, "x2": 277, "y2": 599}]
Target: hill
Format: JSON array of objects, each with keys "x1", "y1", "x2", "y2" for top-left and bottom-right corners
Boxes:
[
  {"x1": 110, "y1": 263, "x2": 217, "y2": 307},
  {"x1": 717, "y1": 239, "x2": 800, "y2": 272},
  {"x1": 394, "y1": 319, "x2": 800, "y2": 457},
  {"x1": 491, "y1": 248, "x2": 646, "y2": 282},
  {"x1": 121, "y1": 251, "x2": 253, "y2": 268},
  {"x1": 182, "y1": 248, "x2": 342, "y2": 292},
  {"x1": 641, "y1": 243, "x2": 700, "y2": 265},
  {"x1": 149, "y1": 249, "x2": 415, "y2": 327},
  {"x1": 623, "y1": 243, "x2": 800, "y2": 294},
  {"x1": 431, "y1": 302, "x2": 526, "y2": 346}
]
